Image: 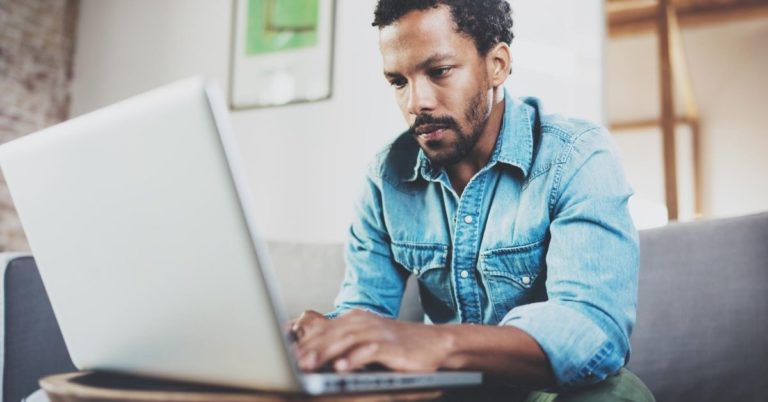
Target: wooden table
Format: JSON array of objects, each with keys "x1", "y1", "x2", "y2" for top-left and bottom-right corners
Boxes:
[{"x1": 39, "y1": 372, "x2": 452, "y2": 402}]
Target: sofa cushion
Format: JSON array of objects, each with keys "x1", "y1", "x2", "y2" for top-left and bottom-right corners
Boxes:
[{"x1": 629, "y1": 212, "x2": 768, "y2": 401}]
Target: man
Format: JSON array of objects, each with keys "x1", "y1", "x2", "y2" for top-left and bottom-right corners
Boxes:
[{"x1": 293, "y1": 1, "x2": 654, "y2": 400}]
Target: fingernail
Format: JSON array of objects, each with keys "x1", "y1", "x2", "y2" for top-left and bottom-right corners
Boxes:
[{"x1": 335, "y1": 359, "x2": 349, "y2": 372}]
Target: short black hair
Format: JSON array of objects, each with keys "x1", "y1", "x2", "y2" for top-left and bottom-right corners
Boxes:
[{"x1": 372, "y1": 0, "x2": 514, "y2": 55}]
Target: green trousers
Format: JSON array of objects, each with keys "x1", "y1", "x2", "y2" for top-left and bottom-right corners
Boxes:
[{"x1": 522, "y1": 369, "x2": 655, "y2": 402}]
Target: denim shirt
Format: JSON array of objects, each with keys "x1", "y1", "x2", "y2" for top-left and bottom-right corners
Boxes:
[{"x1": 331, "y1": 92, "x2": 639, "y2": 388}]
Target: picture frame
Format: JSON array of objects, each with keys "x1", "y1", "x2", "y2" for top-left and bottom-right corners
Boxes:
[{"x1": 229, "y1": 0, "x2": 335, "y2": 109}]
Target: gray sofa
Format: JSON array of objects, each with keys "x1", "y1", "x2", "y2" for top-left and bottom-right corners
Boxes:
[
  {"x1": 2, "y1": 212, "x2": 767, "y2": 401},
  {"x1": 627, "y1": 212, "x2": 768, "y2": 400}
]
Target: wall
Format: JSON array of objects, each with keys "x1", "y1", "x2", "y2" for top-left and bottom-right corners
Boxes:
[
  {"x1": 607, "y1": 17, "x2": 768, "y2": 220},
  {"x1": 0, "y1": 0, "x2": 79, "y2": 251},
  {"x1": 507, "y1": 0, "x2": 604, "y2": 122},
  {"x1": 69, "y1": 0, "x2": 604, "y2": 243}
]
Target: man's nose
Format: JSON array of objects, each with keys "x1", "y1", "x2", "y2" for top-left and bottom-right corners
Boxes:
[{"x1": 406, "y1": 79, "x2": 436, "y2": 116}]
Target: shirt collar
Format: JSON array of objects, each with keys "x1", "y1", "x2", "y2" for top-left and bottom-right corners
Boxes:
[{"x1": 403, "y1": 89, "x2": 537, "y2": 183}]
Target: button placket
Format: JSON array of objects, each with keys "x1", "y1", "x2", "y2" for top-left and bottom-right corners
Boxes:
[{"x1": 451, "y1": 172, "x2": 489, "y2": 324}]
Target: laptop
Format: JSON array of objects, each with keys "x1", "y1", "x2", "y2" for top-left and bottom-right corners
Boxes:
[{"x1": 0, "y1": 77, "x2": 482, "y2": 394}]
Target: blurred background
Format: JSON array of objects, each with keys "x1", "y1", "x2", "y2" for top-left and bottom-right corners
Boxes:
[{"x1": 0, "y1": 0, "x2": 766, "y2": 251}]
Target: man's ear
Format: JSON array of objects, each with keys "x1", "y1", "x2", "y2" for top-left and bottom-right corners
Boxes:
[{"x1": 486, "y1": 42, "x2": 512, "y2": 88}]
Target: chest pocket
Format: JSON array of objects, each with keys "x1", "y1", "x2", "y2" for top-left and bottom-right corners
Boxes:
[
  {"x1": 391, "y1": 242, "x2": 455, "y2": 322},
  {"x1": 479, "y1": 238, "x2": 547, "y2": 322}
]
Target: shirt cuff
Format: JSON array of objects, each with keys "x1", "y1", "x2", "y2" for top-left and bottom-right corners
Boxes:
[
  {"x1": 324, "y1": 311, "x2": 342, "y2": 320},
  {"x1": 499, "y1": 301, "x2": 626, "y2": 388},
  {"x1": 324, "y1": 306, "x2": 392, "y2": 320}
]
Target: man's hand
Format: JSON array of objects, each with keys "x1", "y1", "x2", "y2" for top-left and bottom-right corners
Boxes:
[
  {"x1": 291, "y1": 309, "x2": 554, "y2": 386},
  {"x1": 294, "y1": 309, "x2": 453, "y2": 373},
  {"x1": 289, "y1": 310, "x2": 328, "y2": 343}
]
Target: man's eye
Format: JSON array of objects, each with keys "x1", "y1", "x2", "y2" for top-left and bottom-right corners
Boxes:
[
  {"x1": 389, "y1": 79, "x2": 407, "y2": 89},
  {"x1": 430, "y1": 67, "x2": 452, "y2": 78}
]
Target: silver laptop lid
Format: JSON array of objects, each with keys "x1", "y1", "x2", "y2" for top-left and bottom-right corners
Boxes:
[{"x1": 0, "y1": 77, "x2": 303, "y2": 392}]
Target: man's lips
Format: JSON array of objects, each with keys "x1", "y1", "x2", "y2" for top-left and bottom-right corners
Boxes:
[{"x1": 415, "y1": 125, "x2": 449, "y2": 140}]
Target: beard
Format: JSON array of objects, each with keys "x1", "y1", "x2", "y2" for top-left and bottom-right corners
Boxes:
[{"x1": 410, "y1": 89, "x2": 490, "y2": 167}]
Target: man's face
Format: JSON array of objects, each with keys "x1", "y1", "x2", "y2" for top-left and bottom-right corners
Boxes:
[{"x1": 379, "y1": 5, "x2": 493, "y2": 166}]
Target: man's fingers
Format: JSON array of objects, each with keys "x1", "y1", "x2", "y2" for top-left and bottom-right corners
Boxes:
[
  {"x1": 309, "y1": 328, "x2": 371, "y2": 370},
  {"x1": 297, "y1": 324, "x2": 371, "y2": 371},
  {"x1": 294, "y1": 310, "x2": 396, "y2": 372},
  {"x1": 335, "y1": 342, "x2": 382, "y2": 372},
  {"x1": 296, "y1": 312, "x2": 370, "y2": 353},
  {"x1": 291, "y1": 310, "x2": 326, "y2": 341},
  {"x1": 293, "y1": 310, "x2": 324, "y2": 330}
]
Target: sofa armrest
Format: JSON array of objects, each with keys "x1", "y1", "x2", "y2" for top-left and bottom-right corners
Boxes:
[
  {"x1": 1, "y1": 253, "x2": 76, "y2": 402},
  {"x1": 630, "y1": 212, "x2": 768, "y2": 401},
  {"x1": 1, "y1": 252, "x2": 32, "y2": 401}
]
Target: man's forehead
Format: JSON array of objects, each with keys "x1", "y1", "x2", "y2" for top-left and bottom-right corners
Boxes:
[
  {"x1": 378, "y1": 7, "x2": 474, "y2": 73},
  {"x1": 378, "y1": 5, "x2": 456, "y2": 46}
]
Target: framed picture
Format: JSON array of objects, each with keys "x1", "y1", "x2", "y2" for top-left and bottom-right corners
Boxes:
[{"x1": 229, "y1": 0, "x2": 335, "y2": 109}]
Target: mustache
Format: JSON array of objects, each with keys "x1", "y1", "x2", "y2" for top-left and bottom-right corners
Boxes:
[{"x1": 410, "y1": 114, "x2": 458, "y2": 134}]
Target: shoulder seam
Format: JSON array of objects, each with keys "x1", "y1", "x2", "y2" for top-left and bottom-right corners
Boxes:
[{"x1": 547, "y1": 126, "x2": 604, "y2": 215}]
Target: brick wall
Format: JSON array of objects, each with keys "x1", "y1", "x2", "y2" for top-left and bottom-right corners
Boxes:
[{"x1": 0, "y1": 0, "x2": 79, "y2": 251}]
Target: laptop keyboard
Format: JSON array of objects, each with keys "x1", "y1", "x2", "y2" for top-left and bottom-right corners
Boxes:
[{"x1": 315, "y1": 362, "x2": 390, "y2": 373}]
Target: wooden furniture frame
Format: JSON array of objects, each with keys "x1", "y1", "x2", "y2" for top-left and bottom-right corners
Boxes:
[{"x1": 607, "y1": 0, "x2": 768, "y2": 220}]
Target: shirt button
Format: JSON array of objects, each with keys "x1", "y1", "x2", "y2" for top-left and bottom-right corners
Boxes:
[
  {"x1": 463, "y1": 215, "x2": 473, "y2": 224},
  {"x1": 460, "y1": 270, "x2": 469, "y2": 279},
  {"x1": 522, "y1": 276, "x2": 531, "y2": 285},
  {"x1": 413, "y1": 268, "x2": 420, "y2": 276}
]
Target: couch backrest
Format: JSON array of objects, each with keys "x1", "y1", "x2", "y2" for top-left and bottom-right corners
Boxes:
[
  {"x1": 267, "y1": 242, "x2": 423, "y2": 321},
  {"x1": 629, "y1": 212, "x2": 768, "y2": 401}
]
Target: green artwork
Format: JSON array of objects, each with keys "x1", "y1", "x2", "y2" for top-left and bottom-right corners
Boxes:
[{"x1": 246, "y1": 0, "x2": 319, "y2": 55}]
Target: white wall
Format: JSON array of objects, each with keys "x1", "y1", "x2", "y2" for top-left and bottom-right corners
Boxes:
[
  {"x1": 607, "y1": 18, "x2": 768, "y2": 220},
  {"x1": 507, "y1": 0, "x2": 604, "y2": 122},
  {"x1": 70, "y1": 0, "x2": 604, "y2": 243}
]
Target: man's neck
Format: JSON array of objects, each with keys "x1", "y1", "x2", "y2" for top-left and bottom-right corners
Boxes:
[{"x1": 447, "y1": 88, "x2": 506, "y2": 195}]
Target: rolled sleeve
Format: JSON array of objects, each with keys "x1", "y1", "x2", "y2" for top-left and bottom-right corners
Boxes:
[
  {"x1": 500, "y1": 302, "x2": 626, "y2": 387},
  {"x1": 501, "y1": 127, "x2": 639, "y2": 388}
]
